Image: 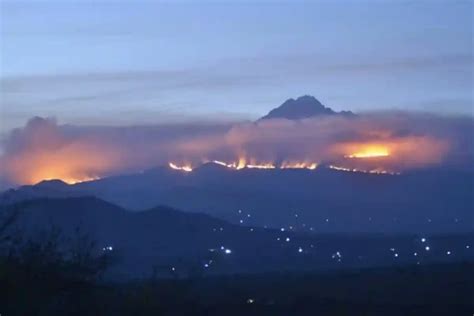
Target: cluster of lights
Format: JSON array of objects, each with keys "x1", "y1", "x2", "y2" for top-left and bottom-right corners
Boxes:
[
  {"x1": 331, "y1": 251, "x2": 343, "y2": 262},
  {"x1": 209, "y1": 211, "x2": 470, "y2": 270}
]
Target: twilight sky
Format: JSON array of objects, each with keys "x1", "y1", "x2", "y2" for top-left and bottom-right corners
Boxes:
[{"x1": 0, "y1": 0, "x2": 472, "y2": 135}]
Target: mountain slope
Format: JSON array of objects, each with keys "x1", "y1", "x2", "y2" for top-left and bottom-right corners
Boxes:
[{"x1": 1, "y1": 167, "x2": 472, "y2": 234}]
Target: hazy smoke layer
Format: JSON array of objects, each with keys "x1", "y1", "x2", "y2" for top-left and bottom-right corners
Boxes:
[{"x1": 0, "y1": 113, "x2": 472, "y2": 186}]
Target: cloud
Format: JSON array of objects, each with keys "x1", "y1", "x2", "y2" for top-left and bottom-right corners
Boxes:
[
  {"x1": 0, "y1": 113, "x2": 472, "y2": 187},
  {"x1": 1, "y1": 52, "x2": 471, "y2": 134}
]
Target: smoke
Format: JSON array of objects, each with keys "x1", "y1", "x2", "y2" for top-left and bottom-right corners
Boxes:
[{"x1": 0, "y1": 113, "x2": 472, "y2": 186}]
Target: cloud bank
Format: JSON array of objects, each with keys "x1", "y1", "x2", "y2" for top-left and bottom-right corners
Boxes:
[{"x1": 0, "y1": 113, "x2": 472, "y2": 187}]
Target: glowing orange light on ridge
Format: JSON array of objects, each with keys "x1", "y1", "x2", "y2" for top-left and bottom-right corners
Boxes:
[
  {"x1": 169, "y1": 162, "x2": 193, "y2": 172},
  {"x1": 345, "y1": 145, "x2": 390, "y2": 159}
]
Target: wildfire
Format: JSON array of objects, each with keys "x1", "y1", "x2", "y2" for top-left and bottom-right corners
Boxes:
[
  {"x1": 211, "y1": 158, "x2": 275, "y2": 170},
  {"x1": 328, "y1": 165, "x2": 399, "y2": 175},
  {"x1": 170, "y1": 159, "x2": 318, "y2": 171},
  {"x1": 168, "y1": 162, "x2": 193, "y2": 172},
  {"x1": 211, "y1": 159, "x2": 316, "y2": 170},
  {"x1": 12, "y1": 157, "x2": 106, "y2": 184},
  {"x1": 280, "y1": 161, "x2": 318, "y2": 170},
  {"x1": 39, "y1": 176, "x2": 100, "y2": 185},
  {"x1": 345, "y1": 145, "x2": 390, "y2": 159},
  {"x1": 246, "y1": 164, "x2": 276, "y2": 169},
  {"x1": 212, "y1": 159, "x2": 248, "y2": 169}
]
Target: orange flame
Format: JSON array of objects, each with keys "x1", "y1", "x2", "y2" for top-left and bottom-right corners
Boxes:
[
  {"x1": 211, "y1": 158, "x2": 316, "y2": 170},
  {"x1": 280, "y1": 161, "x2": 318, "y2": 170},
  {"x1": 345, "y1": 145, "x2": 390, "y2": 158},
  {"x1": 169, "y1": 162, "x2": 193, "y2": 172},
  {"x1": 176, "y1": 159, "x2": 318, "y2": 171},
  {"x1": 328, "y1": 165, "x2": 399, "y2": 175}
]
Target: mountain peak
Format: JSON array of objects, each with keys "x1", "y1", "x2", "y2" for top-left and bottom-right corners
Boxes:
[{"x1": 259, "y1": 95, "x2": 354, "y2": 120}]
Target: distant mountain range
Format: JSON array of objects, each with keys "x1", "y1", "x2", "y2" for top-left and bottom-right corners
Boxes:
[
  {"x1": 1, "y1": 165, "x2": 472, "y2": 234},
  {"x1": 3, "y1": 196, "x2": 473, "y2": 279},
  {"x1": 259, "y1": 95, "x2": 354, "y2": 120}
]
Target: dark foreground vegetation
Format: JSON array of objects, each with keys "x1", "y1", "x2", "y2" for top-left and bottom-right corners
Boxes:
[{"x1": 2, "y1": 260, "x2": 473, "y2": 315}]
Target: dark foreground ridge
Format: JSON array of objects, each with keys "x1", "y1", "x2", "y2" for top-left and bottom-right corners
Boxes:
[{"x1": 1, "y1": 196, "x2": 473, "y2": 279}]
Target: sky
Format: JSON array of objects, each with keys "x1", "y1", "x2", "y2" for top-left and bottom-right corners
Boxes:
[{"x1": 0, "y1": 0, "x2": 472, "y2": 135}]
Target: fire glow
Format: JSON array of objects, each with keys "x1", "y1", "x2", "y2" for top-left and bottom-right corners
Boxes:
[
  {"x1": 210, "y1": 159, "x2": 317, "y2": 170},
  {"x1": 328, "y1": 165, "x2": 400, "y2": 175},
  {"x1": 1, "y1": 116, "x2": 458, "y2": 186},
  {"x1": 169, "y1": 162, "x2": 193, "y2": 172},
  {"x1": 43, "y1": 176, "x2": 100, "y2": 185},
  {"x1": 169, "y1": 159, "x2": 319, "y2": 171},
  {"x1": 345, "y1": 145, "x2": 390, "y2": 159},
  {"x1": 168, "y1": 160, "x2": 397, "y2": 175},
  {"x1": 281, "y1": 162, "x2": 318, "y2": 170},
  {"x1": 211, "y1": 158, "x2": 277, "y2": 170}
]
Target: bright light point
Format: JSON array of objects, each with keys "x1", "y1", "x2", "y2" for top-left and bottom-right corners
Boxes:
[
  {"x1": 285, "y1": 237, "x2": 290, "y2": 242},
  {"x1": 446, "y1": 251, "x2": 451, "y2": 255},
  {"x1": 204, "y1": 263, "x2": 209, "y2": 268},
  {"x1": 224, "y1": 249, "x2": 232, "y2": 254},
  {"x1": 171, "y1": 267, "x2": 175, "y2": 271},
  {"x1": 421, "y1": 238, "x2": 426, "y2": 243},
  {"x1": 394, "y1": 253, "x2": 398, "y2": 257},
  {"x1": 280, "y1": 228, "x2": 285, "y2": 232},
  {"x1": 425, "y1": 246, "x2": 430, "y2": 251},
  {"x1": 239, "y1": 220, "x2": 243, "y2": 224},
  {"x1": 298, "y1": 247, "x2": 303, "y2": 253},
  {"x1": 414, "y1": 252, "x2": 417, "y2": 256},
  {"x1": 246, "y1": 299, "x2": 254, "y2": 304}
]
